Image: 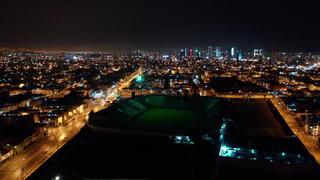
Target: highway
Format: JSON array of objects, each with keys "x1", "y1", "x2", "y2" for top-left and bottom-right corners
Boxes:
[
  {"x1": 271, "y1": 98, "x2": 320, "y2": 164},
  {"x1": 0, "y1": 68, "x2": 142, "y2": 180}
]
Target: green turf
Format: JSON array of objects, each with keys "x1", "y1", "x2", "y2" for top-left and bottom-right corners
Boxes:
[
  {"x1": 90, "y1": 95, "x2": 223, "y2": 135},
  {"x1": 132, "y1": 108, "x2": 202, "y2": 134}
]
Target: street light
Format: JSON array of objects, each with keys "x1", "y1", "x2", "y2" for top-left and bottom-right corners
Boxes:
[{"x1": 135, "y1": 75, "x2": 143, "y2": 82}]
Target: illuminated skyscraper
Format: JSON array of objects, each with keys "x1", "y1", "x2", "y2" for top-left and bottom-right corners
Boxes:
[
  {"x1": 254, "y1": 49, "x2": 263, "y2": 57},
  {"x1": 215, "y1": 47, "x2": 221, "y2": 58},
  {"x1": 194, "y1": 49, "x2": 201, "y2": 57},
  {"x1": 237, "y1": 51, "x2": 243, "y2": 60},
  {"x1": 231, "y1": 47, "x2": 235, "y2": 57}
]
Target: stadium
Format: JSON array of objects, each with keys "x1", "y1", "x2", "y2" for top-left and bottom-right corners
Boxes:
[
  {"x1": 87, "y1": 95, "x2": 224, "y2": 138},
  {"x1": 30, "y1": 96, "x2": 320, "y2": 180}
]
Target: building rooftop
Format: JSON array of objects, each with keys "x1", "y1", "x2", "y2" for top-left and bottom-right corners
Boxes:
[
  {"x1": 220, "y1": 100, "x2": 314, "y2": 164},
  {"x1": 207, "y1": 77, "x2": 267, "y2": 93}
]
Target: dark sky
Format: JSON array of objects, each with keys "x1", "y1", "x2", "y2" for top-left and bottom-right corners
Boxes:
[{"x1": 0, "y1": 0, "x2": 319, "y2": 52}]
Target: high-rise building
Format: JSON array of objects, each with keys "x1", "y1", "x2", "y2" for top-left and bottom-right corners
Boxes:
[
  {"x1": 207, "y1": 46, "x2": 213, "y2": 58},
  {"x1": 184, "y1": 48, "x2": 188, "y2": 57},
  {"x1": 231, "y1": 47, "x2": 235, "y2": 57},
  {"x1": 180, "y1": 49, "x2": 185, "y2": 58},
  {"x1": 237, "y1": 51, "x2": 243, "y2": 60},
  {"x1": 189, "y1": 49, "x2": 193, "y2": 57},
  {"x1": 254, "y1": 49, "x2": 264, "y2": 57},
  {"x1": 215, "y1": 47, "x2": 221, "y2": 58},
  {"x1": 194, "y1": 49, "x2": 201, "y2": 58}
]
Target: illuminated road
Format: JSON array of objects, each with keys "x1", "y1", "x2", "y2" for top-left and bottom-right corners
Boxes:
[
  {"x1": 0, "y1": 111, "x2": 88, "y2": 180},
  {"x1": 0, "y1": 68, "x2": 142, "y2": 180},
  {"x1": 215, "y1": 94, "x2": 273, "y2": 99},
  {"x1": 271, "y1": 98, "x2": 320, "y2": 164}
]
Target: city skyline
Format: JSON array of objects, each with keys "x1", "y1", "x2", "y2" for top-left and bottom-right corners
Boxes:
[{"x1": 0, "y1": 49, "x2": 319, "y2": 179}]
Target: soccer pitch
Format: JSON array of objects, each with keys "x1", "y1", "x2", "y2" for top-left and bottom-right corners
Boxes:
[
  {"x1": 88, "y1": 95, "x2": 223, "y2": 135},
  {"x1": 132, "y1": 107, "x2": 202, "y2": 134}
]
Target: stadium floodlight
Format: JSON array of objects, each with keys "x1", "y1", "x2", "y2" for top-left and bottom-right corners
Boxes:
[
  {"x1": 219, "y1": 144, "x2": 235, "y2": 157},
  {"x1": 220, "y1": 145, "x2": 228, "y2": 152}
]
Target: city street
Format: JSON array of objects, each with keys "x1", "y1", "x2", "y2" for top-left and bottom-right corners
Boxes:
[
  {"x1": 215, "y1": 94, "x2": 273, "y2": 99},
  {"x1": 0, "y1": 69, "x2": 142, "y2": 180},
  {"x1": 271, "y1": 98, "x2": 320, "y2": 164},
  {"x1": 0, "y1": 108, "x2": 88, "y2": 180}
]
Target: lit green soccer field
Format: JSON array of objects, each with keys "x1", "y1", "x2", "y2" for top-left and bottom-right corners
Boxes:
[
  {"x1": 89, "y1": 95, "x2": 223, "y2": 135},
  {"x1": 131, "y1": 108, "x2": 202, "y2": 134}
]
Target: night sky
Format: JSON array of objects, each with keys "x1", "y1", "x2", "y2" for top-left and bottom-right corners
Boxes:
[{"x1": 0, "y1": 0, "x2": 319, "y2": 52}]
